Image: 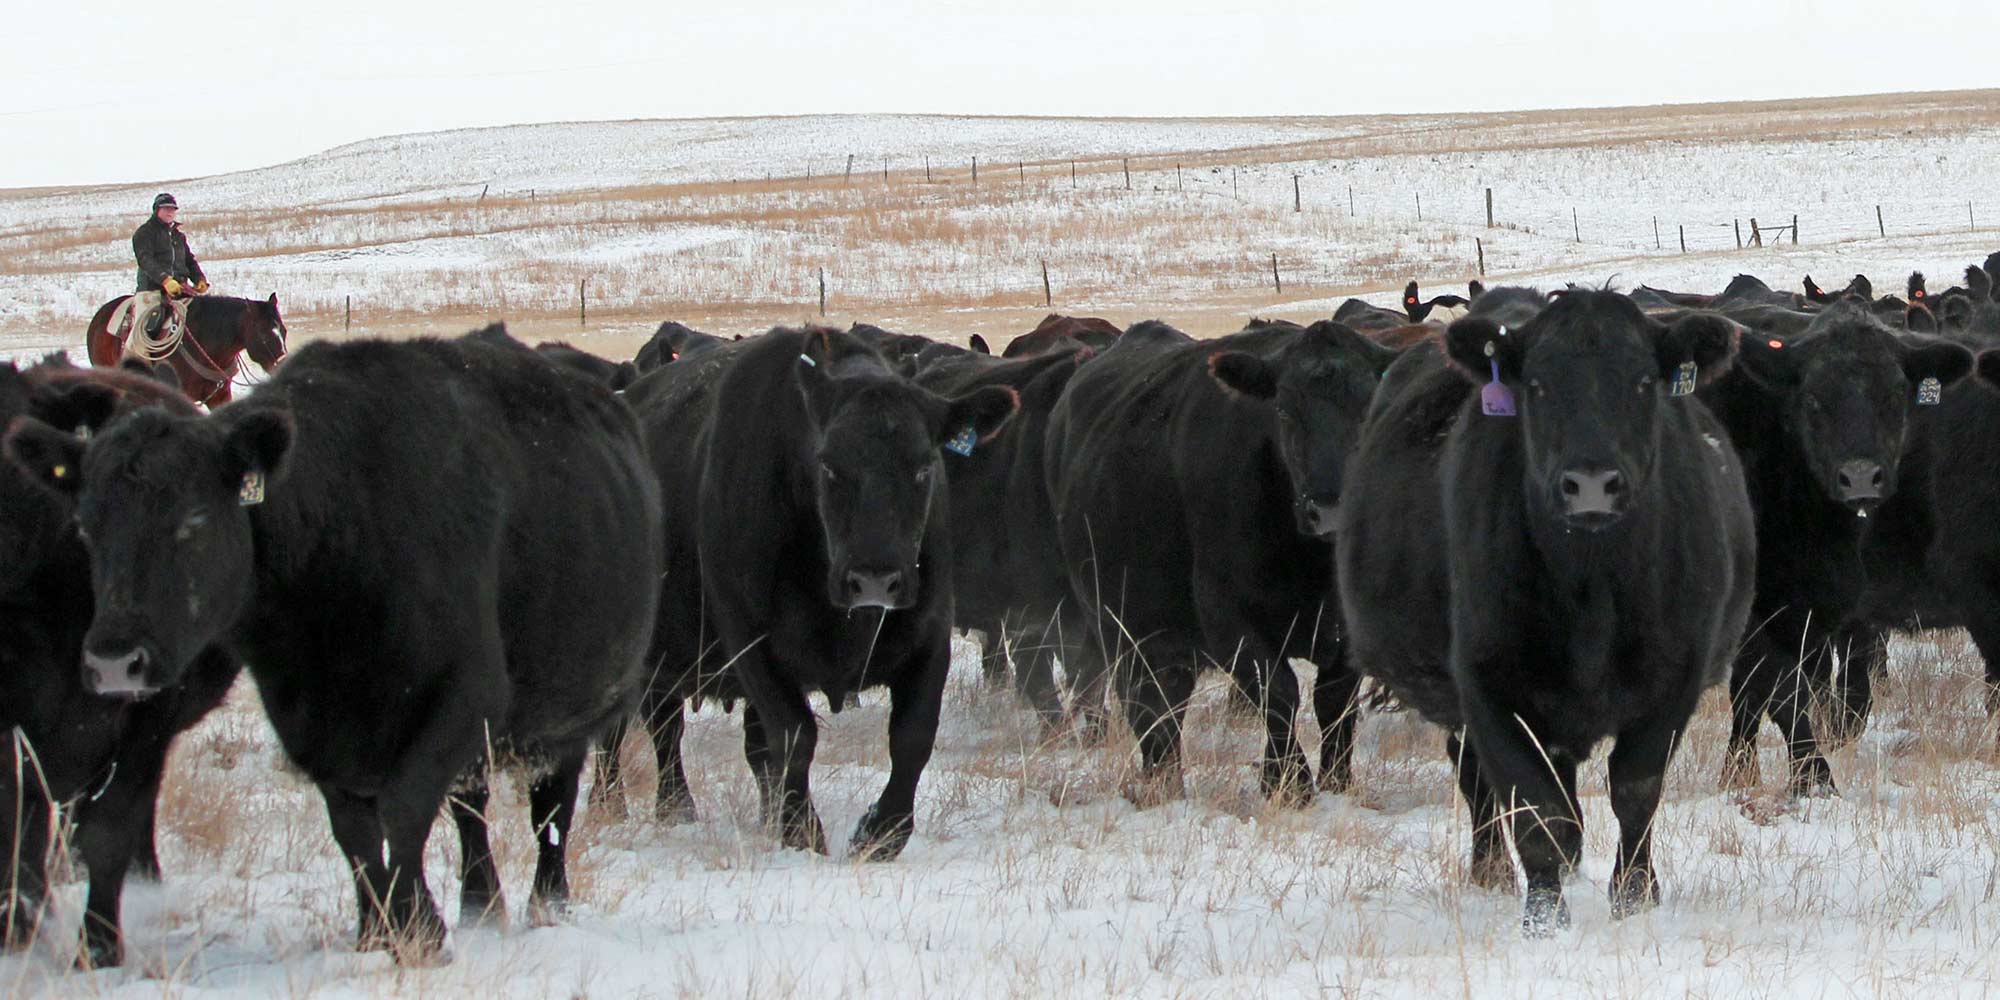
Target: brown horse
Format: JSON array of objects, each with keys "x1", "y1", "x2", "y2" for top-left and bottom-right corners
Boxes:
[{"x1": 85, "y1": 293, "x2": 288, "y2": 407}]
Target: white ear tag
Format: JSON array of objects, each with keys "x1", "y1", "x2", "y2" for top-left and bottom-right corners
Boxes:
[
  {"x1": 944, "y1": 424, "x2": 977, "y2": 457},
  {"x1": 1671, "y1": 361, "x2": 1698, "y2": 396},
  {"x1": 238, "y1": 471, "x2": 266, "y2": 506},
  {"x1": 1917, "y1": 376, "x2": 1941, "y2": 406}
]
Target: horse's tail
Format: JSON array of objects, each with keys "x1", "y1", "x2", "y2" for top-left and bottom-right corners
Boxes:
[{"x1": 87, "y1": 297, "x2": 130, "y2": 367}]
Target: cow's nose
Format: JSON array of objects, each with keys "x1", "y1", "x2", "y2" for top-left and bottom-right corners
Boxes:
[
  {"x1": 1836, "y1": 459, "x2": 1884, "y2": 504},
  {"x1": 83, "y1": 647, "x2": 153, "y2": 697},
  {"x1": 844, "y1": 569, "x2": 907, "y2": 609},
  {"x1": 1559, "y1": 467, "x2": 1625, "y2": 517}
]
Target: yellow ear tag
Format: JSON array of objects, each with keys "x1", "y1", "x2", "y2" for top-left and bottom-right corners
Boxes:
[
  {"x1": 238, "y1": 471, "x2": 266, "y2": 506},
  {"x1": 53, "y1": 465, "x2": 68, "y2": 479}
]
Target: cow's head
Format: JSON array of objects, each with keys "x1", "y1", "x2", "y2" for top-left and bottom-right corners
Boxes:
[
  {"x1": 4, "y1": 404, "x2": 292, "y2": 697},
  {"x1": 1732, "y1": 303, "x2": 1972, "y2": 516},
  {"x1": 795, "y1": 330, "x2": 1017, "y2": 610},
  {"x1": 1445, "y1": 290, "x2": 1740, "y2": 530},
  {"x1": 1208, "y1": 321, "x2": 1400, "y2": 538}
]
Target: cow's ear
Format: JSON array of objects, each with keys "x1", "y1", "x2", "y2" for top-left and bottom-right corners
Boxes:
[
  {"x1": 1906, "y1": 304, "x2": 1938, "y2": 334},
  {"x1": 32, "y1": 381, "x2": 122, "y2": 435},
  {"x1": 1803, "y1": 275, "x2": 1827, "y2": 302},
  {"x1": 1849, "y1": 274, "x2": 1874, "y2": 301},
  {"x1": 1732, "y1": 331, "x2": 1800, "y2": 390},
  {"x1": 1898, "y1": 336, "x2": 1973, "y2": 392},
  {"x1": 222, "y1": 408, "x2": 293, "y2": 489},
  {"x1": 1443, "y1": 316, "x2": 1521, "y2": 383},
  {"x1": 969, "y1": 334, "x2": 991, "y2": 356},
  {"x1": 1467, "y1": 280, "x2": 1485, "y2": 300},
  {"x1": 1979, "y1": 349, "x2": 2000, "y2": 389},
  {"x1": 3, "y1": 417, "x2": 88, "y2": 498},
  {"x1": 938, "y1": 385, "x2": 1019, "y2": 447},
  {"x1": 1209, "y1": 351, "x2": 1277, "y2": 399},
  {"x1": 1940, "y1": 294, "x2": 1974, "y2": 330},
  {"x1": 1964, "y1": 266, "x2": 1991, "y2": 302},
  {"x1": 1655, "y1": 313, "x2": 1740, "y2": 388}
]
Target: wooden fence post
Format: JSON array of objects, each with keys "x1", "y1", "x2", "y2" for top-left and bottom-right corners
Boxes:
[
  {"x1": 1071, "y1": 160, "x2": 1077, "y2": 189},
  {"x1": 925, "y1": 156, "x2": 931, "y2": 182},
  {"x1": 578, "y1": 278, "x2": 586, "y2": 328},
  {"x1": 1293, "y1": 174, "x2": 1301, "y2": 213},
  {"x1": 1476, "y1": 238, "x2": 1486, "y2": 276},
  {"x1": 883, "y1": 157, "x2": 889, "y2": 182},
  {"x1": 818, "y1": 268, "x2": 826, "y2": 317},
  {"x1": 845, "y1": 154, "x2": 853, "y2": 184},
  {"x1": 1572, "y1": 207, "x2": 1580, "y2": 243},
  {"x1": 1271, "y1": 253, "x2": 1282, "y2": 294},
  {"x1": 971, "y1": 156, "x2": 978, "y2": 184},
  {"x1": 1042, "y1": 259, "x2": 1052, "y2": 307},
  {"x1": 1348, "y1": 184, "x2": 1355, "y2": 216},
  {"x1": 1971, "y1": 201, "x2": 1977, "y2": 231},
  {"x1": 1750, "y1": 218, "x2": 1762, "y2": 247},
  {"x1": 1876, "y1": 205, "x2": 1885, "y2": 237},
  {"x1": 1123, "y1": 158, "x2": 1130, "y2": 189},
  {"x1": 1018, "y1": 160, "x2": 1025, "y2": 187},
  {"x1": 1679, "y1": 224, "x2": 1686, "y2": 253},
  {"x1": 1791, "y1": 214, "x2": 1799, "y2": 245},
  {"x1": 1176, "y1": 163, "x2": 1182, "y2": 192},
  {"x1": 1417, "y1": 192, "x2": 1423, "y2": 220},
  {"x1": 1653, "y1": 215, "x2": 1660, "y2": 249},
  {"x1": 1734, "y1": 219, "x2": 1742, "y2": 249},
  {"x1": 1232, "y1": 167, "x2": 1238, "y2": 199},
  {"x1": 344, "y1": 295, "x2": 351, "y2": 332},
  {"x1": 1485, "y1": 188, "x2": 1493, "y2": 227}
]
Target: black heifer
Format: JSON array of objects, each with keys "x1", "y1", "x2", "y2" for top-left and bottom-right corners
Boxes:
[
  {"x1": 1402, "y1": 280, "x2": 1472, "y2": 323},
  {"x1": 915, "y1": 347, "x2": 1093, "y2": 727},
  {"x1": 6, "y1": 333, "x2": 662, "y2": 963},
  {"x1": 1338, "y1": 290, "x2": 1755, "y2": 935},
  {"x1": 534, "y1": 341, "x2": 640, "y2": 389},
  {"x1": 0, "y1": 362, "x2": 238, "y2": 969},
  {"x1": 1046, "y1": 319, "x2": 1399, "y2": 806},
  {"x1": 615, "y1": 328, "x2": 1017, "y2": 856},
  {"x1": 1697, "y1": 304, "x2": 1972, "y2": 794},
  {"x1": 633, "y1": 321, "x2": 729, "y2": 372}
]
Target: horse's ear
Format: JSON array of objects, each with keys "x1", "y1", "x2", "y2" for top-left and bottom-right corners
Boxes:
[{"x1": 268, "y1": 293, "x2": 280, "y2": 310}]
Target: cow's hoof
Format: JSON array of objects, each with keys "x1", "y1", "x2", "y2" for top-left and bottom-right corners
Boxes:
[
  {"x1": 74, "y1": 933, "x2": 122, "y2": 971},
  {"x1": 1316, "y1": 760, "x2": 1353, "y2": 795},
  {"x1": 1521, "y1": 888, "x2": 1570, "y2": 938},
  {"x1": 780, "y1": 812, "x2": 829, "y2": 856},
  {"x1": 849, "y1": 805, "x2": 913, "y2": 862},
  {"x1": 526, "y1": 895, "x2": 569, "y2": 928},
  {"x1": 1609, "y1": 870, "x2": 1659, "y2": 919},
  {"x1": 1121, "y1": 767, "x2": 1185, "y2": 809},
  {"x1": 458, "y1": 892, "x2": 507, "y2": 932}
]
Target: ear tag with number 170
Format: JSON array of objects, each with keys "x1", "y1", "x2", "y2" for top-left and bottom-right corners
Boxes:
[{"x1": 1671, "y1": 361, "x2": 1698, "y2": 397}]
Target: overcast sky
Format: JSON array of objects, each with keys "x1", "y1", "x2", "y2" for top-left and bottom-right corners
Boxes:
[{"x1": 4, "y1": 0, "x2": 1990, "y2": 190}]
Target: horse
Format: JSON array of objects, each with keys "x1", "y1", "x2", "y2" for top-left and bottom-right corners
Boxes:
[{"x1": 85, "y1": 293, "x2": 288, "y2": 407}]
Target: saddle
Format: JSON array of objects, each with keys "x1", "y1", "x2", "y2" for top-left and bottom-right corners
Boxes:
[{"x1": 108, "y1": 291, "x2": 191, "y2": 363}]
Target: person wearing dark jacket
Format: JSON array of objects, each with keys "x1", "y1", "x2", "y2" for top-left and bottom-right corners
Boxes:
[{"x1": 132, "y1": 193, "x2": 207, "y2": 296}]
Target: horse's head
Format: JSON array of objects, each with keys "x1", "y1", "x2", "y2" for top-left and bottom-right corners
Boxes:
[{"x1": 247, "y1": 293, "x2": 288, "y2": 371}]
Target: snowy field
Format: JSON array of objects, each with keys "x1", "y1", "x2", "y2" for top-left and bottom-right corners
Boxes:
[{"x1": 7, "y1": 96, "x2": 2000, "y2": 997}]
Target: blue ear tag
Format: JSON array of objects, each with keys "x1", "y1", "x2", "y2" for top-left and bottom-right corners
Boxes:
[
  {"x1": 1479, "y1": 342, "x2": 1516, "y2": 417},
  {"x1": 238, "y1": 471, "x2": 266, "y2": 507},
  {"x1": 1917, "y1": 376, "x2": 1942, "y2": 406},
  {"x1": 944, "y1": 424, "x2": 977, "y2": 457},
  {"x1": 1671, "y1": 361, "x2": 1698, "y2": 397}
]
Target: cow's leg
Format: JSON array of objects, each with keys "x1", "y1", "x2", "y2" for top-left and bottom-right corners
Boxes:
[
  {"x1": 446, "y1": 768, "x2": 503, "y2": 929},
  {"x1": 1461, "y1": 689, "x2": 1581, "y2": 938},
  {"x1": 1446, "y1": 732, "x2": 1514, "y2": 892},
  {"x1": 735, "y1": 655, "x2": 826, "y2": 855},
  {"x1": 1606, "y1": 693, "x2": 1696, "y2": 919},
  {"x1": 1764, "y1": 643, "x2": 1837, "y2": 798},
  {"x1": 1312, "y1": 651, "x2": 1363, "y2": 795},
  {"x1": 1058, "y1": 602, "x2": 1112, "y2": 744},
  {"x1": 852, "y1": 636, "x2": 948, "y2": 861},
  {"x1": 1723, "y1": 636, "x2": 1778, "y2": 792},
  {"x1": 650, "y1": 695, "x2": 696, "y2": 823},
  {"x1": 320, "y1": 785, "x2": 392, "y2": 952},
  {"x1": 371, "y1": 690, "x2": 494, "y2": 964},
  {"x1": 586, "y1": 718, "x2": 630, "y2": 821},
  {"x1": 1232, "y1": 649, "x2": 1312, "y2": 807},
  {"x1": 1013, "y1": 608, "x2": 1066, "y2": 733},
  {"x1": 1963, "y1": 610, "x2": 2000, "y2": 729},
  {"x1": 1826, "y1": 623, "x2": 1885, "y2": 747},
  {"x1": 527, "y1": 751, "x2": 585, "y2": 923},
  {"x1": 72, "y1": 734, "x2": 177, "y2": 969},
  {"x1": 1118, "y1": 643, "x2": 1195, "y2": 808},
  {"x1": 977, "y1": 619, "x2": 1009, "y2": 689}
]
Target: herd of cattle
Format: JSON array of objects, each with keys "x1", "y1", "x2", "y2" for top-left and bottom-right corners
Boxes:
[{"x1": 6, "y1": 254, "x2": 2000, "y2": 968}]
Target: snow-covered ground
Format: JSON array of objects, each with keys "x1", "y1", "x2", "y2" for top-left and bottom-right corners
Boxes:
[{"x1": 3, "y1": 633, "x2": 1998, "y2": 998}]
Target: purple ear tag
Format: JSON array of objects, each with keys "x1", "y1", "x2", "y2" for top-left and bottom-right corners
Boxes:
[
  {"x1": 944, "y1": 424, "x2": 977, "y2": 457},
  {"x1": 1917, "y1": 376, "x2": 1942, "y2": 406},
  {"x1": 1479, "y1": 340, "x2": 1516, "y2": 417},
  {"x1": 1671, "y1": 361, "x2": 1698, "y2": 397}
]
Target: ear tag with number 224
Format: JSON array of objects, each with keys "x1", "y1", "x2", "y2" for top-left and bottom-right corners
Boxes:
[{"x1": 1917, "y1": 376, "x2": 1942, "y2": 406}]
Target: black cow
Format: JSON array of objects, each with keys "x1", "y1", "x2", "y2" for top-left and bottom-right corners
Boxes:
[
  {"x1": 633, "y1": 321, "x2": 730, "y2": 372},
  {"x1": 1697, "y1": 303, "x2": 1972, "y2": 794},
  {"x1": 915, "y1": 347, "x2": 1094, "y2": 726},
  {"x1": 0, "y1": 362, "x2": 239, "y2": 968},
  {"x1": 1338, "y1": 290, "x2": 1755, "y2": 935},
  {"x1": 1045, "y1": 318, "x2": 1399, "y2": 806},
  {"x1": 5, "y1": 331, "x2": 662, "y2": 963},
  {"x1": 614, "y1": 327, "x2": 1016, "y2": 856},
  {"x1": 534, "y1": 341, "x2": 640, "y2": 389},
  {"x1": 1333, "y1": 297, "x2": 1411, "y2": 333},
  {"x1": 1716, "y1": 274, "x2": 1803, "y2": 309},
  {"x1": 1402, "y1": 280, "x2": 1472, "y2": 323}
]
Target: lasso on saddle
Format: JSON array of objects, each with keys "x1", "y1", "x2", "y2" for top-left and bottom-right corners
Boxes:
[{"x1": 105, "y1": 292, "x2": 240, "y2": 397}]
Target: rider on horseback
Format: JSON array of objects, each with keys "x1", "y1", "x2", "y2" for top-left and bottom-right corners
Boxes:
[{"x1": 133, "y1": 194, "x2": 207, "y2": 334}]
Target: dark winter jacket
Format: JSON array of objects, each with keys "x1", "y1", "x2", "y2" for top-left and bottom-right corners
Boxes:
[{"x1": 132, "y1": 215, "x2": 205, "y2": 292}]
